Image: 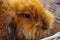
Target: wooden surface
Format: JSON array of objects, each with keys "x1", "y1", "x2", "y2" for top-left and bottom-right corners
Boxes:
[{"x1": 41, "y1": 0, "x2": 60, "y2": 33}]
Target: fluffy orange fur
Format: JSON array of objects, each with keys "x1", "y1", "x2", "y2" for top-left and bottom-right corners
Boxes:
[{"x1": 0, "y1": 0, "x2": 54, "y2": 40}]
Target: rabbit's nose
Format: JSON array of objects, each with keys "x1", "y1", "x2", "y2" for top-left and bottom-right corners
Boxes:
[{"x1": 41, "y1": 25, "x2": 48, "y2": 30}]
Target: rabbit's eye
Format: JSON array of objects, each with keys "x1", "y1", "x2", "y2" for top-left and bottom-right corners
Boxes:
[
  {"x1": 17, "y1": 12, "x2": 31, "y2": 19},
  {"x1": 23, "y1": 13, "x2": 31, "y2": 19}
]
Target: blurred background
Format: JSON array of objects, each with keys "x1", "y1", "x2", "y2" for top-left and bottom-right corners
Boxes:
[{"x1": 41, "y1": 0, "x2": 60, "y2": 34}]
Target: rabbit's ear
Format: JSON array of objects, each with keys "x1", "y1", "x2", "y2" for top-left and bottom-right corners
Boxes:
[{"x1": 44, "y1": 10, "x2": 55, "y2": 29}]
